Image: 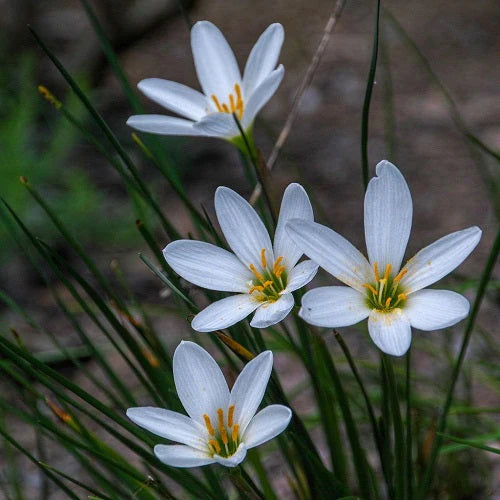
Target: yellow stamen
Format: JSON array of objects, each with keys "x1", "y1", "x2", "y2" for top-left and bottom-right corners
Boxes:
[
  {"x1": 232, "y1": 424, "x2": 239, "y2": 442},
  {"x1": 378, "y1": 279, "x2": 386, "y2": 303},
  {"x1": 217, "y1": 409, "x2": 228, "y2": 445},
  {"x1": 249, "y1": 264, "x2": 264, "y2": 281},
  {"x1": 208, "y1": 439, "x2": 221, "y2": 454},
  {"x1": 229, "y1": 94, "x2": 236, "y2": 112},
  {"x1": 394, "y1": 268, "x2": 408, "y2": 282},
  {"x1": 248, "y1": 285, "x2": 264, "y2": 294},
  {"x1": 211, "y1": 95, "x2": 223, "y2": 112},
  {"x1": 203, "y1": 414, "x2": 215, "y2": 436},
  {"x1": 273, "y1": 256, "x2": 284, "y2": 274},
  {"x1": 398, "y1": 293, "x2": 407, "y2": 301},
  {"x1": 362, "y1": 283, "x2": 378, "y2": 296},
  {"x1": 262, "y1": 280, "x2": 274, "y2": 289},
  {"x1": 385, "y1": 297, "x2": 392, "y2": 308},
  {"x1": 227, "y1": 405, "x2": 235, "y2": 427},
  {"x1": 373, "y1": 261, "x2": 380, "y2": 282},
  {"x1": 221, "y1": 103, "x2": 230, "y2": 113},
  {"x1": 275, "y1": 266, "x2": 286, "y2": 279},
  {"x1": 383, "y1": 263, "x2": 392, "y2": 282},
  {"x1": 235, "y1": 83, "x2": 242, "y2": 103},
  {"x1": 261, "y1": 248, "x2": 267, "y2": 268}
]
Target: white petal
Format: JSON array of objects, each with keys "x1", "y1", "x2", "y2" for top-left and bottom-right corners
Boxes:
[
  {"x1": 241, "y1": 65, "x2": 284, "y2": 128},
  {"x1": 299, "y1": 286, "x2": 369, "y2": 327},
  {"x1": 404, "y1": 289, "x2": 470, "y2": 331},
  {"x1": 126, "y1": 407, "x2": 207, "y2": 451},
  {"x1": 364, "y1": 161, "x2": 413, "y2": 272},
  {"x1": 286, "y1": 220, "x2": 372, "y2": 292},
  {"x1": 400, "y1": 227, "x2": 482, "y2": 293},
  {"x1": 192, "y1": 112, "x2": 240, "y2": 138},
  {"x1": 137, "y1": 79, "x2": 207, "y2": 121},
  {"x1": 284, "y1": 260, "x2": 318, "y2": 293},
  {"x1": 154, "y1": 444, "x2": 214, "y2": 468},
  {"x1": 126, "y1": 115, "x2": 202, "y2": 136},
  {"x1": 274, "y1": 183, "x2": 314, "y2": 269},
  {"x1": 163, "y1": 240, "x2": 252, "y2": 293},
  {"x1": 250, "y1": 293, "x2": 294, "y2": 328},
  {"x1": 215, "y1": 186, "x2": 274, "y2": 269},
  {"x1": 243, "y1": 405, "x2": 292, "y2": 449},
  {"x1": 191, "y1": 21, "x2": 241, "y2": 99},
  {"x1": 191, "y1": 294, "x2": 260, "y2": 332},
  {"x1": 173, "y1": 341, "x2": 230, "y2": 425},
  {"x1": 213, "y1": 443, "x2": 247, "y2": 467},
  {"x1": 229, "y1": 351, "x2": 273, "y2": 436},
  {"x1": 368, "y1": 309, "x2": 412, "y2": 356},
  {"x1": 243, "y1": 23, "x2": 284, "y2": 96}
]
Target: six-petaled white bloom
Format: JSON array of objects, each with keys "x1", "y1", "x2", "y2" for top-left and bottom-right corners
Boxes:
[
  {"x1": 163, "y1": 183, "x2": 318, "y2": 331},
  {"x1": 286, "y1": 161, "x2": 481, "y2": 357},
  {"x1": 127, "y1": 21, "x2": 284, "y2": 140},
  {"x1": 127, "y1": 341, "x2": 291, "y2": 468}
]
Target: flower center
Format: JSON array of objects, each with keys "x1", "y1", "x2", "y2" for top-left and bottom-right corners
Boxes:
[
  {"x1": 203, "y1": 405, "x2": 240, "y2": 458},
  {"x1": 362, "y1": 262, "x2": 407, "y2": 313},
  {"x1": 248, "y1": 249, "x2": 287, "y2": 303},
  {"x1": 211, "y1": 83, "x2": 244, "y2": 120}
]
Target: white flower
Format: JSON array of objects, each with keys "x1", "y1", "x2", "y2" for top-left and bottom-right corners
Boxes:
[
  {"x1": 127, "y1": 21, "x2": 284, "y2": 140},
  {"x1": 286, "y1": 161, "x2": 482, "y2": 357},
  {"x1": 163, "y1": 183, "x2": 318, "y2": 331},
  {"x1": 127, "y1": 341, "x2": 291, "y2": 468}
]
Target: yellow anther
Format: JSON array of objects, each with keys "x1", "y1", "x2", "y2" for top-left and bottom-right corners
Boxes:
[
  {"x1": 385, "y1": 297, "x2": 392, "y2": 308},
  {"x1": 275, "y1": 266, "x2": 286, "y2": 279},
  {"x1": 249, "y1": 264, "x2": 264, "y2": 281},
  {"x1": 273, "y1": 256, "x2": 284, "y2": 274},
  {"x1": 398, "y1": 293, "x2": 407, "y2": 301},
  {"x1": 261, "y1": 248, "x2": 267, "y2": 268},
  {"x1": 229, "y1": 94, "x2": 236, "y2": 112},
  {"x1": 232, "y1": 424, "x2": 239, "y2": 442},
  {"x1": 211, "y1": 95, "x2": 223, "y2": 112},
  {"x1": 248, "y1": 285, "x2": 264, "y2": 294},
  {"x1": 362, "y1": 283, "x2": 378, "y2": 296},
  {"x1": 235, "y1": 83, "x2": 242, "y2": 102},
  {"x1": 227, "y1": 405, "x2": 235, "y2": 428},
  {"x1": 203, "y1": 414, "x2": 215, "y2": 436},
  {"x1": 262, "y1": 280, "x2": 274, "y2": 289},
  {"x1": 373, "y1": 261, "x2": 380, "y2": 282},
  {"x1": 217, "y1": 409, "x2": 228, "y2": 445},
  {"x1": 394, "y1": 268, "x2": 408, "y2": 282},
  {"x1": 383, "y1": 263, "x2": 392, "y2": 282},
  {"x1": 208, "y1": 439, "x2": 221, "y2": 454},
  {"x1": 221, "y1": 103, "x2": 230, "y2": 113}
]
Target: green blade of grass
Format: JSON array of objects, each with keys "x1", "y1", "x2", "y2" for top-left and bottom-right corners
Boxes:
[
  {"x1": 361, "y1": 0, "x2": 381, "y2": 190},
  {"x1": 29, "y1": 26, "x2": 179, "y2": 239},
  {"x1": 437, "y1": 433, "x2": 500, "y2": 455},
  {"x1": 417, "y1": 227, "x2": 500, "y2": 498}
]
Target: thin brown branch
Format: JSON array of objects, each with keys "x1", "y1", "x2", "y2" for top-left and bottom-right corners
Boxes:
[{"x1": 250, "y1": 0, "x2": 347, "y2": 205}]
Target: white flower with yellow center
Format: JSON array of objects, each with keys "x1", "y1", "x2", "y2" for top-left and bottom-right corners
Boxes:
[
  {"x1": 163, "y1": 183, "x2": 318, "y2": 331},
  {"x1": 127, "y1": 341, "x2": 291, "y2": 467},
  {"x1": 127, "y1": 21, "x2": 284, "y2": 140},
  {"x1": 286, "y1": 161, "x2": 482, "y2": 356}
]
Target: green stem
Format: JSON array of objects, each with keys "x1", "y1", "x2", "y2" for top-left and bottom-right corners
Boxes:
[
  {"x1": 405, "y1": 349, "x2": 413, "y2": 500},
  {"x1": 382, "y1": 355, "x2": 405, "y2": 500}
]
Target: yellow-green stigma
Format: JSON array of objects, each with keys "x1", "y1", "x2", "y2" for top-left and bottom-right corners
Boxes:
[
  {"x1": 248, "y1": 249, "x2": 287, "y2": 302},
  {"x1": 362, "y1": 262, "x2": 408, "y2": 313},
  {"x1": 203, "y1": 406, "x2": 240, "y2": 458}
]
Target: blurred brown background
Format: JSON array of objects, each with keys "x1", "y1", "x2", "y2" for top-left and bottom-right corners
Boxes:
[{"x1": 0, "y1": 0, "x2": 498, "y2": 496}]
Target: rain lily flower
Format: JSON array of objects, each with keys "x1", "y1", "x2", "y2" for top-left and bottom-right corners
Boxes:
[
  {"x1": 163, "y1": 183, "x2": 318, "y2": 331},
  {"x1": 127, "y1": 341, "x2": 292, "y2": 467},
  {"x1": 286, "y1": 161, "x2": 482, "y2": 356},
  {"x1": 127, "y1": 21, "x2": 284, "y2": 141}
]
